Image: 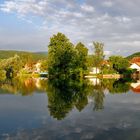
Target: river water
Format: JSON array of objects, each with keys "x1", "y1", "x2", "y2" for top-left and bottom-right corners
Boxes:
[{"x1": 0, "y1": 77, "x2": 140, "y2": 140}]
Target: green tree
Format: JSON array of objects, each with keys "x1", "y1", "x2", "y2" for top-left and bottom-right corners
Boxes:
[
  {"x1": 92, "y1": 42, "x2": 104, "y2": 73},
  {"x1": 47, "y1": 33, "x2": 76, "y2": 77},
  {"x1": 109, "y1": 56, "x2": 129, "y2": 74},
  {"x1": 40, "y1": 60, "x2": 48, "y2": 72},
  {"x1": 75, "y1": 42, "x2": 88, "y2": 70},
  {"x1": 0, "y1": 55, "x2": 23, "y2": 78}
]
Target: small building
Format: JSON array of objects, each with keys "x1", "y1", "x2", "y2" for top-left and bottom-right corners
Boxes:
[
  {"x1": 89, "y1": 67, "x2": 100, "y2": 74},
  {"x1": 24, "y1": 63, "x2": 36, "y2": 73},
  {"x1": 130, "y1": 63, "x2": 140, "y2": 71},
  {"x1": 130, "y1": 57, "x2": 140, "y2": 73},
  {"x1": 35, "y1": 62, "x2": 41, "y2": 73}
]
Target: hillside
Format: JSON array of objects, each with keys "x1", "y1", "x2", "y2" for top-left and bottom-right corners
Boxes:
[
  {"x1": 126, "y1": 52, "x2": 140, "y2": 60},
  {"x1": 0, "y1": 50, "x2": 47, "y2": 61}
]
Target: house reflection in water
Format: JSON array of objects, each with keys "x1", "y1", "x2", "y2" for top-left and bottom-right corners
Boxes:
[
  {"x1": 88, "y1": 78, "x2": 100, "y2": 85},
  {"x1": 131, "y1": 80, "x2": 140, "y2": 93}
]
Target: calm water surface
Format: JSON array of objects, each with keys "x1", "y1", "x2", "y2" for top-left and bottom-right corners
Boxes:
[{"x1": 0, "y1": 78, "x2": 140, "y2": 140}]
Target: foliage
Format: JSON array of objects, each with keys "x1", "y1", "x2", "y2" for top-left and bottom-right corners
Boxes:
[
  {"x1": 0, "y1": 55, "x2": 23, "y2": 78},
  {"x1": 92, "y1": 42, "x2": 104, "y2": 68},
  {"x1": 48, "y1": 33, "x2": 77, "y2": 76},
  {"x1": 87, "y1": 55, "x2": 94, "y2": 68},
  {"x1": 75, "y1": 42, "x2": 88, "y2": 70},
  {"x1": 101, "y1": 78, "x2": 130, "y2": 94},
  {"x1": 109, "y1": 55, "x2": 129, "y2": 74},
  {"x1": 40, "y1": 60, "x2": 48, "y2": 72},
  {"x1": 110, "y1": 79, "x2": 130, "y2": 93},
  {"x1": 122, "y1": 68, "x2": 137, "y2": 77},
  {"x1": 102, "y1": 65, "x2": 117, "y2": 74}
]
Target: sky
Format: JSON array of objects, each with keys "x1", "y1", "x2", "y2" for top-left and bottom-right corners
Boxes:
[{"x1": 0, "y1": 0, "x2": 140, "y2": 56}]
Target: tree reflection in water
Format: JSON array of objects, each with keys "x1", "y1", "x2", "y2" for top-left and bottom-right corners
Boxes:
[
  {"x1": 0, "y1": 76, "x2": 138, "y2": 120},
  {"x1": 46, "y1": 77, "x2": 109, "y2": 119},
  {"x1": 0, "y1": 77, "x2": 48, "y2": 95},
  {"x1": 46, "y1": 77, "x2": 90, "y2": 120}
]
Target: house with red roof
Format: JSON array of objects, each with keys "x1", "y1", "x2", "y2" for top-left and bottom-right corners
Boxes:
[{"x1": 130, "y1": 57, "x2": 140, "y2": 72}]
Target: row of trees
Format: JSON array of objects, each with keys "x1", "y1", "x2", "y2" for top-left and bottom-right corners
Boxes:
[
  {"x1": 0, "y1": 32, "x2": 132, "y2": 80},
  {"x1": 47, "y1": 32, "x2": 131, "y2": 78}
]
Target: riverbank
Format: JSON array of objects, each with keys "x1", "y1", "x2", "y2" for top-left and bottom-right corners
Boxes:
[{"x1": 85, "y1": 74, "x2": 121, "y2": 79}]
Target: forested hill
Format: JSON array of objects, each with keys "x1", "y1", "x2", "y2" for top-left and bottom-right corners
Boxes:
[
  {"x1": 0, "y1": 50, "x2": 48, "y2": 61},
  {"x1": 126, "y1": 52, "x2": 140, "y2": 60}
]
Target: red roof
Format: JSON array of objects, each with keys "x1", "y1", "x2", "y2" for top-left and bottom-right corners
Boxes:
[
  {"x1": 130, "y1": 57, "x2": 140, "y2": 63},
  {"x1": 135, "y1": 62, "x2": 140, "y2": 67},
  {"x1": 132, "y1": 85, "x2": 140, "y2": 93}
]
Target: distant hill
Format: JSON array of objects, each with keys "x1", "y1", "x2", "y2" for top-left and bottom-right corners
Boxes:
[
  {"x1": 0, "y1": 50, "x2": 47, "y2": 61},
  {"x1": 126, "y1": 52, "x2": 140, "y2": 60}
]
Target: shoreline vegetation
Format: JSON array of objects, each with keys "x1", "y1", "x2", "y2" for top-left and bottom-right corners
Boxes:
[{"x1": 0, "y1": 32, "x2": 140, "y2": 81}]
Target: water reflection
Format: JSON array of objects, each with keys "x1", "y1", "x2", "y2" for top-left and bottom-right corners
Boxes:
[
  {"x1": 0, "y1": 78, "x2": 48, "y2": 95},
  {"x1": 131, "y1": 80, "x2": 140, "y2": 93},
  {"x1": 1, "y1": 77, "x2": 140, "y2": 139},
  {"x1": 0, "y1": 77, "x2": 140, "y2": 120},
  {"x1": 46, "y1": 78, "x2": 91, "y2": 120}
]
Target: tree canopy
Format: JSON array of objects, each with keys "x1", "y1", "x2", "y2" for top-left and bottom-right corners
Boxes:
[
  {"x1": 75, "y1": 42, "x2": 88, "y2": 70},
  {"x1": 47, "y1": 33, "x2": 89, "y2": 78},
  {"x1": 109, "y1": 55, "x2": 129, "y2": 73}
]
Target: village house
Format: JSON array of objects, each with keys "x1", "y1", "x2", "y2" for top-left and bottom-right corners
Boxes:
[
  {"x1": 24, "y1": 62, "x2": 42, "y2": 73},
  {"x1": 130, "y1": 63, "x2": 140, "y2": 71},
  {"x1": 89, "y1": 67, "x2": 100, "y2": 74},
  {"x1": 130, "y1": 57, "x2": 140, "y2": 72},
  {"x1": 89, "y1": 60, "x2": 110, "y2": 74},
  {"x1": 129, "y1": 57, "x2": 140, "y2": 80},
  {"x1": 35, "y1": 62, "x2": 42, "y2": 73}
]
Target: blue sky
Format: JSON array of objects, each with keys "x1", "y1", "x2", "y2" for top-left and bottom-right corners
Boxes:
[{"x1": 0, "y1": 0, "x2": 140, "y2": 56}]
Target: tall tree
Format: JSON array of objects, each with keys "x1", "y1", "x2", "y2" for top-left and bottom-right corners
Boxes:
[
  {"x1": 93, "y1": 42, "x2": 104, "y2": 73},
  {"x1": 47, "y1": 33, "x2": 76, "y2": 77},
  {"x1": 75, "y1": 42, "x2": 88, "y2": 70}
]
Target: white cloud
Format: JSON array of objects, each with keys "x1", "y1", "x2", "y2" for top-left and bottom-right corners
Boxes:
[
  {"x1": 0, "y1": 0, "x2": 48, "y2": 15},
  {"x1": 81, "y1": 4, "x2": 94, "y2": 12},
  {"x1": 0, "y1": 0, "x2": 140, "y2": 55}
]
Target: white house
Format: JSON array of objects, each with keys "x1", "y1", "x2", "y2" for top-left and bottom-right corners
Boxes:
[
  {"x1": 35, "y1": 62, "x2": 41, "y2": 73},
  {"x1": 130, "y1": 63, "x2": 140, "y2": 71},
  {"x1": 89, "y1": 67, "x2": 100, "y2": 74}
]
